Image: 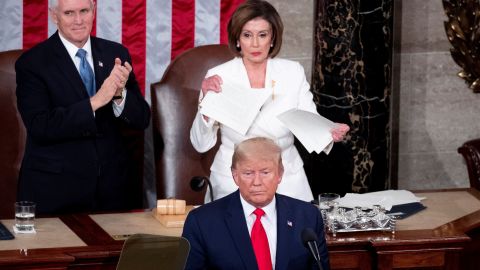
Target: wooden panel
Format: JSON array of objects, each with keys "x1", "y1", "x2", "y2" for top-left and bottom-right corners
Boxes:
[
  {"x1": 392, "y1": 251, "x2": 445, "y2": 268},
  {"x1": 329, "y1": 251, "x2": 371, "y2": 270}
]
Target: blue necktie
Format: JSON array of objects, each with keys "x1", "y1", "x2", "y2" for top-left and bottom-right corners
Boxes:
[{"x1": 76, "y1": 49, "x2": 95, "y2": 97}]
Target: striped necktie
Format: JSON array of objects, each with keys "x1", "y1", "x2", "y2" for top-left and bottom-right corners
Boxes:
[{"x1": 76, "y1": 49, "x2": 95, "y2": 97}]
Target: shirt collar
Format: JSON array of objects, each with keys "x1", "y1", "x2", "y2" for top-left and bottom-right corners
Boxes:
[
  {"x1": 240, "y1": 192, "x2": 277, "y2": 221},
  {"x1": 58, "y1": 32, "x2": 92, "y2": 61}
]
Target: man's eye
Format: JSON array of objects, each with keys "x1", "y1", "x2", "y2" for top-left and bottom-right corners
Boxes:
[
  {"x1": 80, "y1": 9, "x2": 90, "y2": 14},
  {"x1": 64, "y1": 11, "x2": 73, "y2": 16}
]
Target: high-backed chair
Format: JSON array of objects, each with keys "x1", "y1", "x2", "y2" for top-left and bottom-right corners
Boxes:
[
  {"x1": 116, "y1": 234, "x2": 190, "y2": 270},
  {"x1": 458, "y1": 138, "x2": 480, "y2": 190},
  {"x1": 151, "y1": 44, "x2": 234, "y2": 205},
  {"x1": 0, "y1": 50, "x2": 25, "y2": 218}
]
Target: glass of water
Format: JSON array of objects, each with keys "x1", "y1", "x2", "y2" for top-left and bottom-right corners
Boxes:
[
  {"x1": 318, "y1": 193, "x2": 340, "y2": 231},
  {"x1": 319, "y1": 193, "x2": 340, "y2": 211},
  {"x1": 14, "y1": 201, "x2": 36, "y2": 233}
]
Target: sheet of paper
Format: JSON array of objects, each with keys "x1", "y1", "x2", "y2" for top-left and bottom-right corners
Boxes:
[
  {"x1": 335, "y1": 190, "x2": 425, "y2": 211},
  {"x1": 277, "y1": 109, "x2": 335, "y2": 154},
  {"x1": 199, "y1": 80, "x2": 272, "y2": 135}
]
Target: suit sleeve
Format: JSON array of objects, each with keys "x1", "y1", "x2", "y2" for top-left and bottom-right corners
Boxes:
[
  {"x1": 117, "y1": 50, "x2": 151, "y2": 130},
  {"x1": 189, "y1": 70, "x2": 220, "y2": 153},
  {"x1": 15, "y1": 57, "x2": 98, "y2": 143},
  {"x1": 294, "y1": 62, "x2": 318, "y2": 114},
  {"x1": 182, "y1": 211, "x2": 208, "y2": 270}
]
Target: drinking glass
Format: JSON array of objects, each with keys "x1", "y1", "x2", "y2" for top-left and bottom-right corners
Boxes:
[
  {"x1": 14, "y1": 201, "x2": 36, "y2": 233},
  {"x1": 318, "y1": 193, "x2": 340, "y2": 211},
  {"x1": 318, "y1": 193, "x2": 340, "y2": 231}
]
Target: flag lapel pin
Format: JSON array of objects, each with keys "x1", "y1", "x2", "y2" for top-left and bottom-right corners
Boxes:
[
  {"x1": 287, "y1": 220, "x2": 293, "y2": 227},
  {"x1": 98, "y1": 61, "x2": 103, "y2": 67}
]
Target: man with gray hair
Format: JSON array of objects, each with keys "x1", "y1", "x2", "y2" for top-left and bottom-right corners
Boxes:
[
  {"x1": 182, "y1": 137, "x2": 330, "y2": 270},
  {"x1": 15, "y1": 0, "x2": 150, "y2": 214}
]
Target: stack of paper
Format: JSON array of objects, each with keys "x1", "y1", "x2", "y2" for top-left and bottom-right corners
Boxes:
[
  {"x1": 335, "y1": 190, "x2": 425, "y2": 211},
  {"x1": 277, "y1": 109, "x2": 335, "y2": 154},
  {"x1": 199, "y1": 80, "x2": 272, "y2": 135}
]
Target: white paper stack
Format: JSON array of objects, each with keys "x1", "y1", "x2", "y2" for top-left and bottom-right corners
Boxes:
[
  {"x1": 335, "y1": 190, "x2": 425, "y2": 211},
  {"x1": 199, "y1": 80, "x2": 272, "y2": 135},
  {"x1": 277, "y1": 109, "x2": 335, "y2": 154}
]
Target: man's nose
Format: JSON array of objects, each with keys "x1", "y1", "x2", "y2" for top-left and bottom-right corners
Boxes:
[
  {"x1": 74, "y1": 13, "x2": 82, "y2": 23},
  {"x1": 252, "y1": 173, "x2": 262, "y2": 185}
]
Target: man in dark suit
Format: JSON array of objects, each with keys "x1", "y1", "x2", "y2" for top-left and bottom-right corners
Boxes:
[
  {"x1": 182, "y1": 137, "x2": 330, "y2": 270},
  {"x1": 15, "y1": 0, "x2": 150, "y2": 214}
]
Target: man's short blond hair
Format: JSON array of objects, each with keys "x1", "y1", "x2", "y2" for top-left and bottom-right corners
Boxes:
[{"x1": 231, "y1": 137, "x2": 283, "y2": 173}]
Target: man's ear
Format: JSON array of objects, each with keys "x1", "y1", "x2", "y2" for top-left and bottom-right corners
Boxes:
[
  {"x1": 231, "y1": 169, "x2": 240, "y2": 187},
  {"x1": 277, "y1": 168, "x2": 284, "y2": 184},
  {"x1": 49, "y1": 8, "x2": 58, "y2": 25}
]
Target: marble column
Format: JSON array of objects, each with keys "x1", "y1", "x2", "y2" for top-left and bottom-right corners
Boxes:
[{"x1": 306, "y1": 0, "x2": 394, "y2": 195}]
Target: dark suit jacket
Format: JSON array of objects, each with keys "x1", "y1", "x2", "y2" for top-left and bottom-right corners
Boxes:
[
  {"x1": 182, "y1": 191, "x2": 330, "y2": 270},
  {"x1": 15, "y1": 32, "x2": 150, "y2": 214}
]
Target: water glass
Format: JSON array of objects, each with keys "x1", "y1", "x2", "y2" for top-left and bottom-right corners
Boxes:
[
  {"x1": 318, "y1": 193, "x2": 340, "y2": 210},
  {"x1": 318, "y1": 193, "x2": 340, "y2": 231},
  {"x1": 14, "y1": 201, "x2": 36, "y2": 233}
]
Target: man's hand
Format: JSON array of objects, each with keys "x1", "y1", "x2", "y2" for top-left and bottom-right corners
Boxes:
[{"x1": 90, "y1": 58, "x2": 132, "y2": 111}]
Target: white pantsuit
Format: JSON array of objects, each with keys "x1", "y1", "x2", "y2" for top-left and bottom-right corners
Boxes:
[{"x1": 190, "y1": 57, "x2": 329, "y2": 202}]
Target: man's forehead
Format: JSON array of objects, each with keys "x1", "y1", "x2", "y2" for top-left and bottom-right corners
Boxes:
[
  {"x1": 236, "y1": 157, "x2": 277, "y2": 168},
  {"x1": 57, "y1": 0, "x2": 92, "y2": 9}
]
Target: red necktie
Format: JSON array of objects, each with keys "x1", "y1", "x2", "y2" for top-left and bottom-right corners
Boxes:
[{"x1": 251, "y1": 208, "x2": 272, "y2": 270}]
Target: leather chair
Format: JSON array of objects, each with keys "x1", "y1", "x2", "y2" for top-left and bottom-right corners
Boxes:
[
  {"x1": 0, "y1": 50, "x2": 25, "y2": 218},
  {"x1": 458, "y1": 138, "x2": 480, "y2": 190},
  {"x1": 116, "y1": 234, "x2": 190, "y2": 270},
  {"x1": 151, "y1": 44, "x2": 234, "y2": 205}
]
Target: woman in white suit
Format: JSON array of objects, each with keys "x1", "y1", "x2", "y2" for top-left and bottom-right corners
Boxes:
[{"x1": 190, "y1": 0, "x2": 349, "y2": 202}]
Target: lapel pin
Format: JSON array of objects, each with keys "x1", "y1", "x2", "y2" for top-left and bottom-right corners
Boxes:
[
  {"x1": 287, "y1": 220, "x2": 293, "y2": 227},
  {"x1": 98, "y1": 61, "x2": 103, "y2": 67}
]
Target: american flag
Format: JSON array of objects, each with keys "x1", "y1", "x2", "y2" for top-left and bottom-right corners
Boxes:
[{"x1": 0, "y1": 0, "x2": 244, "y2": 99}]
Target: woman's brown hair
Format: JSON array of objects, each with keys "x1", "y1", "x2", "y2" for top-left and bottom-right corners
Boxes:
[{"x1": 227, "y1": 0, "x2": 283, "y2": 58}]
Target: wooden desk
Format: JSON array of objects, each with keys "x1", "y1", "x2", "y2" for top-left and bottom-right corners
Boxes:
[{"x1": 0, "y1": 188, "x2": 479, "y2": 270}]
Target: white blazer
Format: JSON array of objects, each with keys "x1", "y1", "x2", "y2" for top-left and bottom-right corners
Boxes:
[{"x1": 190, "y1": 57, "x2": 322, "y2": 202}]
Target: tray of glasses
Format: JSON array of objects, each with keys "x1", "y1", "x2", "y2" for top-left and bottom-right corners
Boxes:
[{"x1": 320, "y1": 204, "x2": 397, "y2": 236}]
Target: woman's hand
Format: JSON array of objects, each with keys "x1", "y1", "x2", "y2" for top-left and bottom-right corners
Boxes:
[
  {"x1": 331, "y1": 123, "x2": 350, "y2": 142},
  {"x1": 201, "y1": 75, "x2": 223, "y2": 96}
]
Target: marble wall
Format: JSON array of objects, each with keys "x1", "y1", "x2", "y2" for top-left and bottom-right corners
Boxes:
[
  {"x1": 271, "y1": 0, "x2": 479, "y2": 190},
  {"x1": 397, "y1": 0, "x2": 478, "y2": 189},
  {"x1": 269, "y1": 0, "x2": 315, "y2": 81}
]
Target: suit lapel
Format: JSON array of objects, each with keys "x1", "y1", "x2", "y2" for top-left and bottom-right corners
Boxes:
[
  {"x1": 50, "y1": 32, "x2": 89, "y2": 99},
  {"x1": 275, "y1": 194, "x2": 294, "y2": 270},
  {"x1": 91, "y1": 37, "x2": 108, "y2": 93},
  {"x1": 225, "y1": 191, "x2": 259, "y2": 270}
]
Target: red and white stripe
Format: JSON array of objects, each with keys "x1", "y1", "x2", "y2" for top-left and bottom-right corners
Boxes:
[{"x1": 0, "y1": 0, "x2": 244, "y2": 101}]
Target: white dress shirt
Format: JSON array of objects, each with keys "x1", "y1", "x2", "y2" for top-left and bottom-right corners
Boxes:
[
  {"x1": 240, "y1": 195, "x2": 277, "y2": 269},
  {"x1": 58, "y1": 32, "x2": 126, "y2": 116}
]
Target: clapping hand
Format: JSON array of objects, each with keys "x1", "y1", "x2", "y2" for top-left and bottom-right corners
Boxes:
[
  {"x1": 331, "y1": 123, "x2": 350, "y2": 142},
  {"x1": 91, "y1": 58, "x2": 132, "y2": 111}
]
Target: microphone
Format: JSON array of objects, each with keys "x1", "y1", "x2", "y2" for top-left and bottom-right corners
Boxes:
[
  {"x1": 301, "y1": 228, "x2": 323, "y2": 270},
  {"x1": 190, "y1": 176, "x2": 214, "y2": 202}
]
